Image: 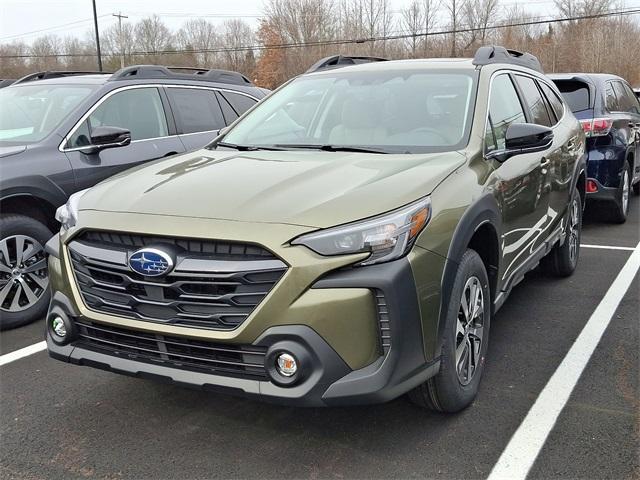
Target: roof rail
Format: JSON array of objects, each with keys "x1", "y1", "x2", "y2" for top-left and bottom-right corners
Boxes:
[
  {"x1": 13, "y1": 71, "x2": 108, "y2": 85},
  {"x1": 108, "y1": 65, "x2": 253, "y2": 86},
  {"x1": 472, "y1": 46, "x2": 543, "y2": 73},
  {"x1": 306, "y1": 55, "x2": 388, "y2": 74}
]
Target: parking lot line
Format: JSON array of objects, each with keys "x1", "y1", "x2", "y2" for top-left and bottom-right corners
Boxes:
[
  {"x1": 488, "y1": 241, "x2": 640, "y2": 480},
  {"x1": 581, "y1": 244, "x2": 636, "y2": 251},
  {"x1": 0, "y1": 341, "x2": 46, "y2": 367}
]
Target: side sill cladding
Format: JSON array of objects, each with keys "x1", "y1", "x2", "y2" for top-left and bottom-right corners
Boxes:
[{"x1": 435, "y1": 194, "x2": 502, "y2": 359}]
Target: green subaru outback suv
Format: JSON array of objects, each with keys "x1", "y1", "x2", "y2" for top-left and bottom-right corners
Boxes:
[{"x1": 46, "y1": 47, "x2": 586, "y2": 411}]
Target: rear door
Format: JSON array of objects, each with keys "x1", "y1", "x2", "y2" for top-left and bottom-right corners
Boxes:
[
  {"x1": 63, "y1": 86, "x2": 186, "y2": 190},
  {"x1": 165, "y1": 87, "x2": 228, "y2": 151},
  {"x1": 537, "y1": 79, "x2": 581, "y2": 221}
]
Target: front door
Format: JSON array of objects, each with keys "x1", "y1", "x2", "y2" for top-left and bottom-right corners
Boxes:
[
  {"x1": 485, "y1": 73, "x2": 553, "y2": 285},
  {"x1": 63, "y1": 86, "x2": 186, "y2": 190}
]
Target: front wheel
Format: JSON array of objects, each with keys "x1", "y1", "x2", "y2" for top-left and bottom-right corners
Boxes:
[
  {"x1": 0, "y1": 214, "x2": 52, "y2": 330},
  {"x1": 408, "y1": 249, "x2": 490, "y2": 412},
  {"x1": 542, "y1": 187, "x2": 582, "y2": 277}
]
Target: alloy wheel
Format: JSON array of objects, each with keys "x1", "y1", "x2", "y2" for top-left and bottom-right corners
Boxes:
[
  {"x1": 0, "y1": 235, "x2": 49, "y2": 312},
  {"x1": 568, "y1": 196, "x2": 580, "y2": 264},
  {"x1": 455, "y1": 276, "x2": 484, "y2": 386},
  {"x1": 622, "y1": 169, "x2": 629, "y2": 215}
]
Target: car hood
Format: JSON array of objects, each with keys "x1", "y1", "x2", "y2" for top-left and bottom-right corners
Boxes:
[
  {"x1": 80, "y1": 149, "x2": 465, "y2": 228},
  {"x1": 0, "y1": 145, "x2": 27, "y2": 158}
]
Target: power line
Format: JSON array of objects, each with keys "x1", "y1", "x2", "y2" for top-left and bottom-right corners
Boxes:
[
  {"x1": 1, "y1": 7, "x2": 639, "y2": 59},
  {"x1": 0, "y1": 15, "x2": 112, "y2": 41}
]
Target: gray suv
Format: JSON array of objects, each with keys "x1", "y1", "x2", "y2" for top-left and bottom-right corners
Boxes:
[{"x1": 0, "y1": 66, "x2": 268, "y2": 329}]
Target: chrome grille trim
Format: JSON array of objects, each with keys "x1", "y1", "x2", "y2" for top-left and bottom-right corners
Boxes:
[{"x1": 68, "y1": 232, "x2": 287, "y2": 330}]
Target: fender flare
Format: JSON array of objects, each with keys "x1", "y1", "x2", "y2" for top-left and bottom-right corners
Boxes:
[{"x1": 434, "y1": 194, "x2": 502, "y2": 359}]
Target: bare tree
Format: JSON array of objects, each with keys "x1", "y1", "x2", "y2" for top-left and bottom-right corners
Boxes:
[
  {"x1": 461, "y1": 0, "x2": 499, "y2": 51},
  {"x1": 402, "y1": 0, "x2": 425, "y2": 57},
  {"x1": 134, "y1": 15, "x2": 173, "y2": 55},
  {"x1": 445, "y1": 0, "x2": 465, "y2": 56},
  {"x1": 422, "y1": 0, "x2": 440, "y2": 56},
  {"x1": 220, "y1": 19, "x2": 255, "y2": 72},
  {"x1": 176, "y1": 19, "x2": 220, "y2": 67}
]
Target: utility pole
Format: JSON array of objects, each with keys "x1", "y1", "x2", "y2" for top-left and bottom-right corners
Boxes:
[
  {"x1": 113, "y1": 12, "x2": 128, "y2": 68},
  {"x1": 92, "y1": 0, "x2": 102, "y2": 71}
]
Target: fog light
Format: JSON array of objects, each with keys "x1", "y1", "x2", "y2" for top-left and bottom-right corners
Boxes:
[
  {"x1": 276, "y1": 352, "x2": 298, "y2": 377},
  {"x1": 52, "y1": 316, "x2": 66, "y2": 338}
]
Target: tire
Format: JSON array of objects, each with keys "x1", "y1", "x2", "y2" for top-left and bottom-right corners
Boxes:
[
  {"x1": 610, "y1": 163, "x2": 630, "y2": 223},
  {"x1": 408, "y1": 249, "x2": 490, "y2": 412},
  {"x1": 0, "y1": 214, "x2": 53, "y2": 331},
  {"x1": 542, "y1": 187, "x2": 582, "y2": 277}
]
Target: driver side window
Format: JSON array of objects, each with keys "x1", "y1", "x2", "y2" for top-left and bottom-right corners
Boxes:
[
  {"x1": 485, "y1": 74, "x2": 526, "y2": 153},
  {"x1": 67, "y1": 87, "x2": 168, "y2": 148}
]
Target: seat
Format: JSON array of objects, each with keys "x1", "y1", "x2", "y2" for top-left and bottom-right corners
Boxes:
[{"x1": 329, "y1": 98, "x2": 386, "y2": 145}]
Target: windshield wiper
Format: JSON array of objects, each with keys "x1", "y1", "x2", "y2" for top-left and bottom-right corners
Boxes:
[
  {"x1": 215, "y1": 141, "x2": 285, "y2": 151},
  {"x1": 274, "y1": 144, "x2": 390, "y2": 154}
]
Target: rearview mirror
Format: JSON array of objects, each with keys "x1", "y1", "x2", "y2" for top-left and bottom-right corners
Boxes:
[
  {"x1": 487, "y1": 123, "x2": 553, "y2": 162},
  {"x1": 80, "y1": 126, "x2": 131, "y2": 154}
]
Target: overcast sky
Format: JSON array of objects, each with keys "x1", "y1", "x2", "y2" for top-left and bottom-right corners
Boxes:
[{"x1": 0, "y1": 0, "x2": 583, "y2": 44}]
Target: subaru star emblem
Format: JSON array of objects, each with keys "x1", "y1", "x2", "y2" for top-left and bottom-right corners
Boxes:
[{"x1": 128, "y1": 248, "x2": 174, "y2": 277}]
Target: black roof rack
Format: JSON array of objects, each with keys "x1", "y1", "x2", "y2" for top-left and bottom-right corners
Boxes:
[
  {"x1": 0, "y1": 79, "x2": 16, "y2": 88},
  {"x1": 472, "y1": 46, "x2": 543, "y2": 73},
  {"x1": 13, "y1": 71, "x2": 108, "y2": 85},
  {"x1": 306, "y1": 55, "x2": 388, "y2": 74},
  {"x1": 108, "y1": 65, "x2": 253, "y2": 86}
]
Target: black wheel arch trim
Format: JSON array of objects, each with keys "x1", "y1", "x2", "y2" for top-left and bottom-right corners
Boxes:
[{"x1": 435, "y1": 194, "x2": 502, "y2": 359}]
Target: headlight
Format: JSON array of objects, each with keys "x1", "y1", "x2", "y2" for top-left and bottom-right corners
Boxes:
[
  {"x1": 291, "y1": 197, "x2": 431, "y2": 266},
  {"x1": 55, "y1": 188, "x2": 90, "y2": 230}
]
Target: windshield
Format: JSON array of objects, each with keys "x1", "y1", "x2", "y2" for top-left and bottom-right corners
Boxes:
[
  {"x1": 217, "y1": 69, "x2": 477, "y2": 154},
  {"x1": 0, "y1": 84, "x2": 96, "y2": 144}
]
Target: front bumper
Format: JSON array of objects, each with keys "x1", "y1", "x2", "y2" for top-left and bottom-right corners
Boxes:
[{"x1": 47, "y1": 251, "x2": 440, "y2": 406}]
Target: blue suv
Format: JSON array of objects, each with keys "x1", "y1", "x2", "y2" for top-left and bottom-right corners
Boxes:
[{"x1": 550, "y1": 73, "x2": 640, "y2": 222}]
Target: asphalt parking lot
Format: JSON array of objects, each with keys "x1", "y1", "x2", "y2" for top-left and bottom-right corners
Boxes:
[{"x1": 1, "y1": 199, "x2": 638, "y2": 480}]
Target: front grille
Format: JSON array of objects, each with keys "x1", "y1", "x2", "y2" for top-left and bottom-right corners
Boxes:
[
  {"x1": 374, "y1": 289, "x2": 391, "y2": 355},
  {"x1": 75, "y1": 321, "x2": 268, "y2": 379},
  {"x1": 68, "y1": 231, "x2": 287, "y2": 330}
]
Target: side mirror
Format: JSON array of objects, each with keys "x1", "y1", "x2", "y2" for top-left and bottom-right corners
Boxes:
[
  {"x1": 80, "y1": 126, "x2": 131, "y2": 154},
  {"x1": 487, "y1": 123, "x2": 553, "y2": 162}
]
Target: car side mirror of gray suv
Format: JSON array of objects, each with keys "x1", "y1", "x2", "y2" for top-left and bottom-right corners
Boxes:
[
  {"x1": 487, "y1": 123, "x2": 554, "y2": 163},
  {"x1": 80, "y1": 126, "x2": 131, "y2": 154}
]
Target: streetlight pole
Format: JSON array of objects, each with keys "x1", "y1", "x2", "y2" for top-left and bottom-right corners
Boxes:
[{"x1": 92, "y1": 0, "x2": 102, "y2": 71}]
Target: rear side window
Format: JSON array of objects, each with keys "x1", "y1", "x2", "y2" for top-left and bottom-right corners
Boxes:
[
  {"x1": 168, "y1": 88, "x2": 225, "y2": 134},
  {"x1": 539, "y1": 82, "x2": 565, "y2": 122},
  {"x1": 515, "y1": 75, "x2": 552, "y2": 127},
  {"x1": 486, "y1": 74, "x2": 526, "y2": 152},
  {"x1": 220, "y1": 91, "x2": 256, "y2": 116},
  {"x1": 612, "y1": 81, "x2": 639, "y2": 114},
  {"x1": 604, "y1": 82, "x2": 619, "y2": 112},
  {"x1": 553, "y1": 80, "x2": 590, "y2": 113}
]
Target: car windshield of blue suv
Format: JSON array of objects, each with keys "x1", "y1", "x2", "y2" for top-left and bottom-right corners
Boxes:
[
  {"x1": 0, "y1": 84, "x2": 96, "y2": 144},
  {"x1": 217, "y1": 69, "x2": 477, "y2": 154}
]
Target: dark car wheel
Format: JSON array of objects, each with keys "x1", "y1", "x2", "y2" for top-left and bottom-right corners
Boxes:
[
  {"x1": 610, "y1": 163, "x2": 630, "y2": 223},
  {"x1": 542, "y1": 187, "x2": 582, "y2": 277},
  {"x1": 408, "y1": 249, "x2": 490, "y2": 412},
  {"x1": 0, "y1": 214, "x2": 52, "y2": 331}
]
